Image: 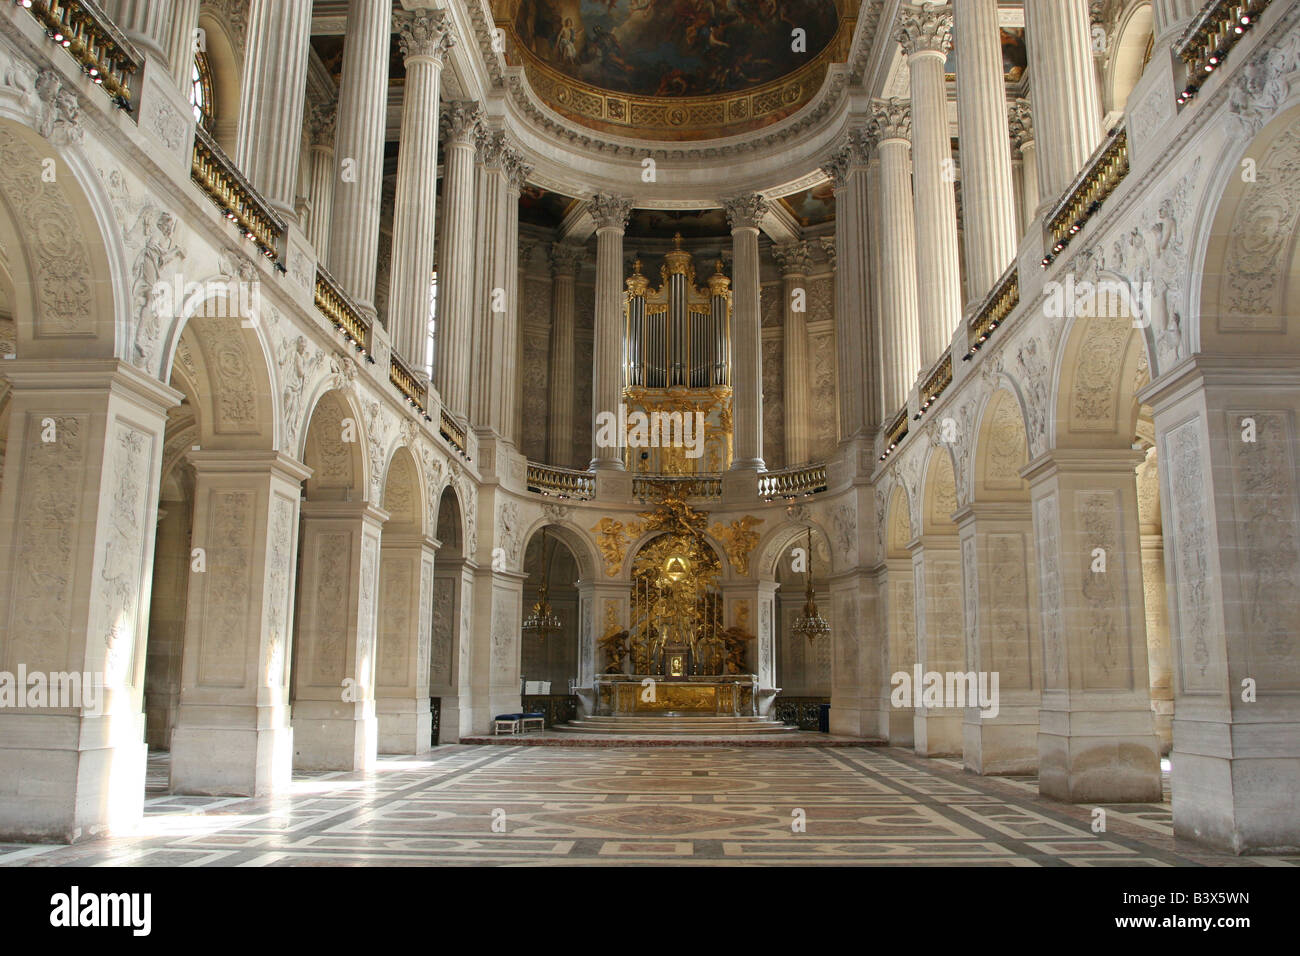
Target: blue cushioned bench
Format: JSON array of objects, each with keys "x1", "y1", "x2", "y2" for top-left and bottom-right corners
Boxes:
[{"x1": 493, "y1": 713, "x2": 523, "y2": 735}]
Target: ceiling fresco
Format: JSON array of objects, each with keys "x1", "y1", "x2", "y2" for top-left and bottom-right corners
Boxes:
[{"x1": 778, "y1": 184, "x2": 835, "y2": 227}]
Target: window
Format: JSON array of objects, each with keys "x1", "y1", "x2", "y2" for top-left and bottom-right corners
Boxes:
[
  {"x1": 425, "y1": 270, "x2": 438, "y2": 382},
  {"x1": 190, "y1": 51, "x2": 215, "y2": 133}
]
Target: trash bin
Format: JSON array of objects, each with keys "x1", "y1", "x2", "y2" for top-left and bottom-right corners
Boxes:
[{"x1": 818, "y1": 703, "x2": 830, "y2": 733}]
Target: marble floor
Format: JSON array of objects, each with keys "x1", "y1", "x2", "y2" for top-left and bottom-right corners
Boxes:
[{"x1": 2, "y1": 745, "x2": 1296, "y2": 866}]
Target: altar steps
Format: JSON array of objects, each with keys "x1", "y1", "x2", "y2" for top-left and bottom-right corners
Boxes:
[{"x1": 553, "y1": 715, "x2": 798, "y2": 735}]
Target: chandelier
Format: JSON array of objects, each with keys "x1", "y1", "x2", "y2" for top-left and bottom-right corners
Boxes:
[
  {"x1": 521, "y1": 528, "x2": 563, "y2": 638},
  {"x1": 791, "y1": 527, "x2": 830, "y2": 643}
]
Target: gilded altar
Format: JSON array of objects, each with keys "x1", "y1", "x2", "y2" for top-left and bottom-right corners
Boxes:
[{"x1": 595, "y1": 675, "x2": 758, "y2": 717}]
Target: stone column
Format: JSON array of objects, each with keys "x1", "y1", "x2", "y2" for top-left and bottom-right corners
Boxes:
[
  {"x1": 724, "y1": 194, "x2": 768, "y2": 471},
  {"x1": 954, "y1": 503, "x2": 1042, "y2": 775},
  {"x1": 234, "y1": 0, "x2": 313, "y2": 222},
  {"x1": 870, "y1": 101, "x2": 921, "y2": 414},
  {"x1": 772, "y1": 242, "x2": 813, "y2": 463},
  {"x1": 375, "y1": 534, "x2": 437, "y2": 753},
  {"x1": 1152, "y1": 0, "x2": 1202, "y2": 49},
  {"x1": 469, "y1": 568, "x2": 525, "y2": 734},
  {"x1": 830, "y1": 569, "x2": 884, "y2": 738},
  {"x1": 305, "y1": 99, "x2": 338, "y2": 265},
  {"x1": 106, "y1": 0, "x2": 173, "y2": 61},
  {"x1": 910, "y1": 535, "x2": 966, "y2": 755},
  {"x1": 1144, "y1": 363, "x2": 1300, "y2": 852},
  {"x1": 434, "y1": 103, "x2": 483, "y2": 422},
  {"x1": 471, "y1": 134, "x2": 529, "y2": 441},
  {"x1": 1024, "y1": 0, "x2": 1103, "y2": 209},
  {"x1": 1025, "y1": 450, "x2": 1161, "y2": 802},
  {"x1": 883, "y1": 556, "x2": 917, "y2": 745},
  {"x1": 548, "y1": 243, "x2": 583, "y2": 466},
  {"x1": 822, "y1": 133, "x2": 873, "y2": 441},
  {"x1": 328, "y1": 0, "x2": 393, "y2": 320},
  {"x1": 588, "y1": 193, "x2": 633, "y2": 471},
  {"x1": 953, "y1": 0, "x2": 1017, "y2": 300},
  {"x1": 389, "y1": 10, "x2": 454, "y2": 371},
  {"x1": 166, "y1": 0, "x2": 202, "y2": 90},
  {"x1": 290, "y1": 501, "x2": 388, "y2": 771},
  {"x1": 1135, "y1": 447, "x2": 1172, "y2": 755},
  {"x1": 169, "y1": 450, "x2": 310, "y2": 796},
  {"x1": 1008, "y1": 98, "x2": 1039, "y2": 238},
  {"x1": 0, "y1": 361, "x2": 180, "y2": 838},
  {"x1": 898, "y1": 4, "x2": 962, "y2": 368},
  {"x1": 429, "y1": 560, "x2": 474, "y2": 742}
]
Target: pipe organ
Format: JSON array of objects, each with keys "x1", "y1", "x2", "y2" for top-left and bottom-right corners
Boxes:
[{"x1": 623, "y1": 234, "x2": 734, "y2": 475}]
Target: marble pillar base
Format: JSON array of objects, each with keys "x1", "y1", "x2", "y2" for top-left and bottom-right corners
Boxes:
[
  {"x1": 829, "y1": 705, "x2": 875, "y2": 738},
  {"x1": 171, "y1": 717, "x2": 293, "y2": 796},
  {"x1": 914, "y1": 708, "x2": 963, "y2": 756},
  {"x1": 1153, "y1": 700, "x2": 1174, "y2": 756},
  {"x1": 1037, "y1": 704, "x2": 1161, "y2": 802},
  {"x1": 291, "y1": 701, "x2": 377, "y2": 771},
  {"x1": 376, "y1": 698, "x2": 432, "y2": 754},
  {"x1": 0, "y1": 714, "x2": 146, "y2": 842},
  {"x1": 886, "y1": 706, "x2": 915, "y2": 747},
  {"x1": 962, "y1": 701, "x2": 1040, "y2": 775}
]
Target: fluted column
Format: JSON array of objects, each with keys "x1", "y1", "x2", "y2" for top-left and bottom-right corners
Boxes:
[
  {"x1": 106, "y1": 0, "x2": 172, "y2": 61},
  {"x1": 773, "y1": 242, "x2": 813, "y2": 464},
  {"x1": 871, "y1": 100, "x2": 921, "y2": 415},
  {"x1": 389, "y1": 10, "x2": 454, "y2": 372},
  {"x1": 589, "y1": 193, "x2": 632, "y2": 471},
  {"x1": 548, "y1": 243, "x2": 583, "y2": 466},
  {"x1": 433, "y1": 103, "x2": 484, "y2": 421},
  {"x1": 1024, "y1": 0, "x2": 1103, "y2": 209},
  {"x1": 725, "y1": 194, "x2": 768, "y2": 471},
  {"x1": 328, "y1": 0, "x2": 393, "y2": 319},
  {"x1": 305, "y1": 100, "x2": 338, "y2": 264},
  {"x1": 232, "y1": 0, "x2": 312, "y2": 220},
  {"x1": 1008, "y1": 98, "x2": 1039, "y2": 238},
  {"x1": 1153, "y1": 0, "x2": 1203, "y2": 48},
  {"x1": 166, "y1": 0, "x2": 202, "y2": 90},
  {"x1": 898, "y1": 4, "x2": 962, "y2": 368},
  {"x1": 953, "y1": 0, "x2": 1017, "y2": 299}
]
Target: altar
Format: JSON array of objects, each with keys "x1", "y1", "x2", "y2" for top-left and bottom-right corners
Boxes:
[{"x1": 595, "y1": 674, "x2": 758, "y2": 717}]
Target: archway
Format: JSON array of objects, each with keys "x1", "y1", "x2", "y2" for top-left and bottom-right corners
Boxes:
[
  {"x1": 883, "y1": 484, "x2": 917, "y2": 745},
  {"x1": 1103, "y1": 2, "x2": 1154, "y2": 117},
  {"x1": 430, "y1": 483, "x2": 472, "y2": 742},
  {"x1": 771, "y1": 524, "x2": 832, "y2": 729},
  {"x1": 520, "y1": 525, "x2": 581, "y2": 724}
]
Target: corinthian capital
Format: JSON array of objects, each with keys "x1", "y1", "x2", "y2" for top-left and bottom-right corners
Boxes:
[
  {"x1": 308, "y1": 97, "x2": 337, "y2": 146},
  {"x1": 1008, "y1": 97, "x2": 1035, "y2": 150},
  {"x1": 504, "y1": 149, "x2": 533, "y2": 192},
  {"x1": 897, "y1": 3, "x2": 953, "y2": 57},
  {"x1": 396, "y1": 9, "x2": 456, "y2": 63},
  {"x1": 551, "y1": 242, "x2": 585, "y2": 277},
  {"x1": 439, "y1": 101, "x2": 483, "y2": 145},
  {"x1": 723, "y1": 194, "x2": 769, "y2": 231},
  {"x1": 772, "y1": 241, "x2": 812, "y2": 277},
  {"x1": 869, "y1": 98, "x2": 912, "y2": 143},
  {"x1": 589, "y1": 193, "x2": 633, "y2": 230}
]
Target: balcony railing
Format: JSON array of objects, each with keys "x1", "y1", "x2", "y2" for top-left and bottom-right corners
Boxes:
[
  {"x1": 632, "y1": 475, "x2": 723, "y2": 500},
  {"x1": 758, "y1": 464, "x2": 828, "y2": 500},
  {"x1": 1175, "y1": 0, "x2": 1270, "y2": 105},
  {"x1": 192, "y1": 125, "x2": 285, "y2": 266},
  {"x1": 527, "y1": 463, "x2": 596, "y2": 500},
  {"x1": 313, "y1": 265, "x2": 372, "y2": 359},
  {"x1": 916, "y1": 352, "x2": 953, "y2": 419},
  {"x1": 1043, "y1": 127, "x2": 1130, "y2": 266},
  {"x1": 389, "y1": 351, "x2": 430, "y2": 419},
  {"x1": 965, "y1": 264, "x2": 1019, "y2": 359},
  {"x1": 880, "y1": 407, "x2": 909, "y2": 462},
  {"x1": 20, "y1": 0, "x2": 141, "y2": 113},
  {"x1": 439, "y1": 408, "x2": 468, "y2": 458}
]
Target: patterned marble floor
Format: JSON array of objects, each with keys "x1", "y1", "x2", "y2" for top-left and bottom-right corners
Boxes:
[{"x1": 3, "y1": 746, "x2": 1297, "y2": 866}]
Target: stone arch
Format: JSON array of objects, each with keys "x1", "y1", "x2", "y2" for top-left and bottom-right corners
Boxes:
[
  {"x1": 920, "y1": 444, "x2": 960, "y2": 534},
  {"x1": 623, "y1": 525, "x2": 729, "y2": 582},
  {"x1": 0, "y1": 115, "x2": 125, "y2": 361},
  {"x1": 1194, "y1": 103, "x2": 1300, "y2": 359},
  {"x1": 196, "y1": 8, "x2": 243, "y2": 153},
  {"x1": 521, "y1": 518, "x2": 599, "y2": 582},
  {"x1": 434, "y1": 480, "x2": 467, "y2": 559},
  {"x1": 302, "y1": 388, "x2": 368, "y2": 500},
  {"x1": 756, "y1": 516, "x2": 835, "y2": 581},
  {"x1": 1051, "y1": 309, "x2": 1149, "y2": 450},
  {"x1": 430, "y1": 481, "x2": 471, "y2": 742},
  {"x1": 520, "y1": 523, "x2": 584, "y2": 691},
  {"x1": 381, "y1": 444, "x2": 425, "y2": 537},
  {"x1": 972, "y1": 387, "x2": 1030, "y2": 502},
  {"x1": 886, "y1": 484, "x2": 913, "y2": 556},
  {"x1": 1103, "y1": 1, "x2": 1154, "y2": 116}
]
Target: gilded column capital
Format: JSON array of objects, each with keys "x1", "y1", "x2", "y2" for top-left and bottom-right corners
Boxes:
[
  {"x1": 869, "y1": 98, "x2": 912, "y2": 143},
  {"x1": 723, "y1": 193, "x2": 769, "y2": 231},
  {"x1": 772, "y1": 241, "x2": 812, "y2": 277},
  {"x1": 395, "y1": 9, "x2": 456, "y2": 63},
  {"x1": 590, "y1": 193, "x2": 633, "y2": 231},
  {"x1": 897, "y1": 3, "x2": 953, "y2": 57},
  {"x1": 439, "y1": 100, "x2": 484, "y2": 146}
]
